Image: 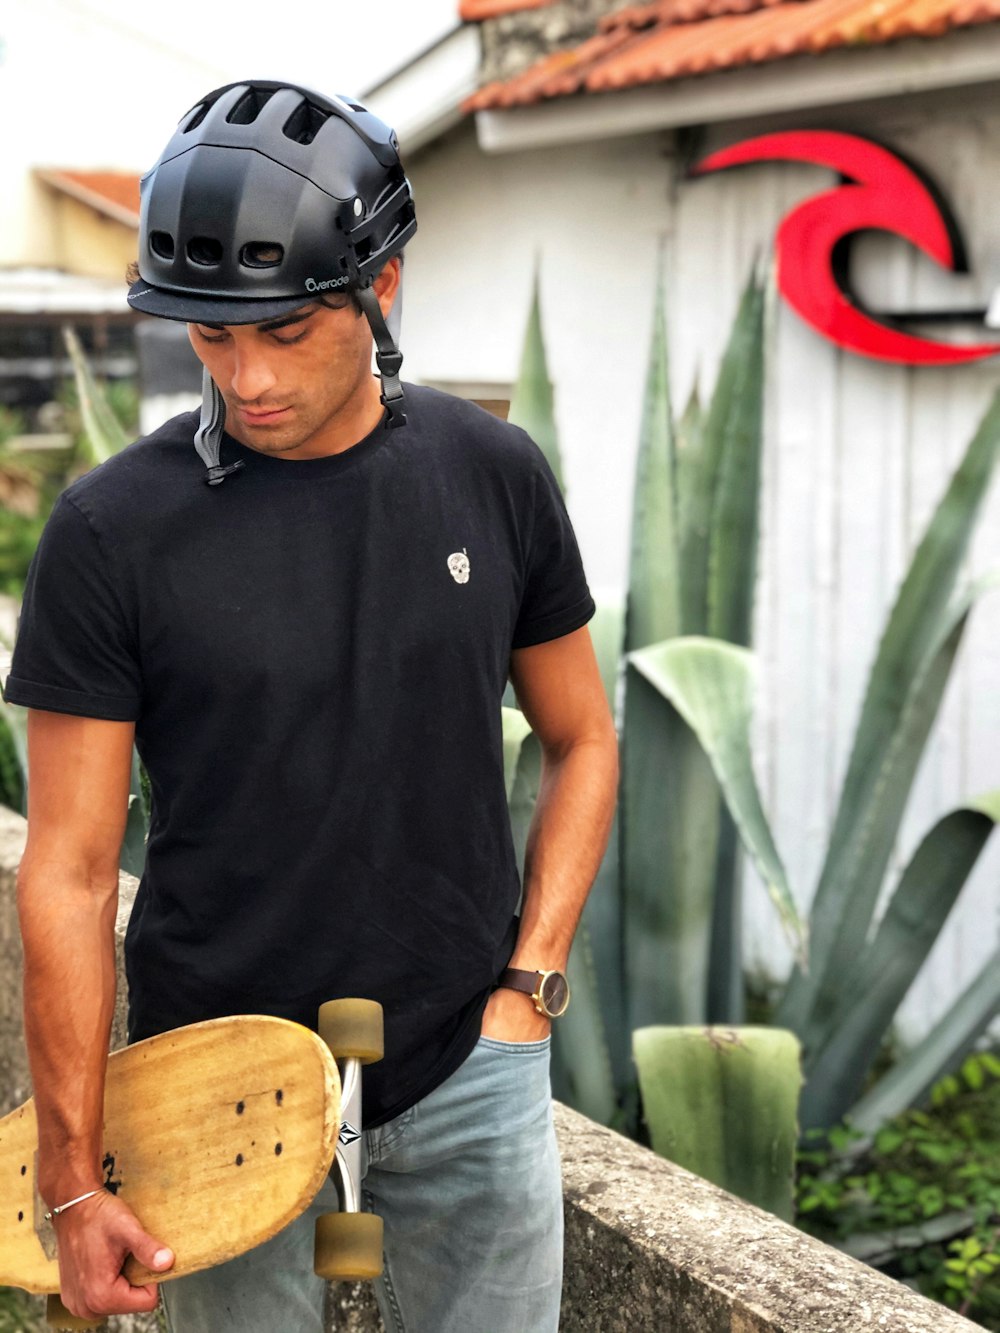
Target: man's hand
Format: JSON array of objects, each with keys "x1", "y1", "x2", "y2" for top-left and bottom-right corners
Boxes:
[
  {"x1": 52, "y1": 1190, "x2": 174, "y2": 1320},
  {"x1": 480, "y1": 985, "x2": 551, "y2": 1044}
]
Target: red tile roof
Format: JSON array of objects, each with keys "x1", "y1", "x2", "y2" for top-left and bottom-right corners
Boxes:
[
  {"x1": 464, "y1": 0, "x2": 1000, "y2": 107},
  {"x1": 459, "y1": 0, "x2": 555, "y2": 18},
  {"x1": 36, "y1": 170, "x2": 140, "y2": 227}
]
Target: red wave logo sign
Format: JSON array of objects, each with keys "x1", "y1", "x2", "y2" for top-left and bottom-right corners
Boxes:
[{"x1": 693, "y1": 131, "x2": 1000, "y2": 366}]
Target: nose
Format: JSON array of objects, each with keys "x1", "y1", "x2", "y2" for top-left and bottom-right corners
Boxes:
[{"x1": 230, "y1": 342, "x2": 278, "y2": 403}]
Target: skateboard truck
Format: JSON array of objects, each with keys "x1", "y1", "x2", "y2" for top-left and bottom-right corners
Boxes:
[{"x1": 314, "y1": 998, "x2": 385, "y2": 1282}]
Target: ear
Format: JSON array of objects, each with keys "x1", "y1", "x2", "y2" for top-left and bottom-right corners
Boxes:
[{"x1": 372, "y1": 258, "x2": 402, "y2": 318}]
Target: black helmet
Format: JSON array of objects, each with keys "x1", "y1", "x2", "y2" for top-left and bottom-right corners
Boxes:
[{"x1": 129, "y1": 80, "x2": 417, "y2": 481}]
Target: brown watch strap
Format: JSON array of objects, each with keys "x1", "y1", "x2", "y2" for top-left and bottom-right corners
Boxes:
[
  {"x1": 499, "y1": 967, "x2": 541, "y2": 994},
  {"x1": 497, "y1": 967, "x2": 570, "y2": 1018}
]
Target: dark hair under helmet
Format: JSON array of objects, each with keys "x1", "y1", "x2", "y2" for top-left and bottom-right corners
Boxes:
[{"x1": 129, "y1": 80, "x2": 417, "y2": 483}]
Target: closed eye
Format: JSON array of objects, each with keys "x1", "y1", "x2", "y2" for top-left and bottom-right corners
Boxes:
[{"x1": 193, "y1": 326, "x2": 227, "y2": 344}]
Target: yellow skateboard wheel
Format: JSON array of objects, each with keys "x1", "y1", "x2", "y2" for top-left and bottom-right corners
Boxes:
[
  {"x1": 318, "y1": 998, "x2": 384, "y2": 1064},
  {"x1": 314, "y1": 1210, "x2": 384, "y2": 1281}
]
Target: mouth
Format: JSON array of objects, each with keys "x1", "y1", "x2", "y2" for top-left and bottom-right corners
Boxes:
[{"x1": 235, "y1": 405, "x2": 292, "y2": 427}]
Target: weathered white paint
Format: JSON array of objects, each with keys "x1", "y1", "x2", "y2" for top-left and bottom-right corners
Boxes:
[
  {"x1": 401, "y1": 90, "x2": 1000, "y2": 1045},
  {"x1": 364, "y1": 25, "x2": 481, "y2": 155}
]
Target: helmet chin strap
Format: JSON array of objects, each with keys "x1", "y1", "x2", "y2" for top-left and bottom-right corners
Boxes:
[
  {"x1": 357, "y1": 285, "x2": 406, "y2": 428},
  {"x1": 195, "y1": 369, "x2": 244, "y2": 485},
  {"x1": 195, "y1": 282, "x2": 406, "y2": 484}
]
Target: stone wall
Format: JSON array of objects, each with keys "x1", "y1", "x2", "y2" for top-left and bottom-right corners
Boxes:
[{"x1": 0, "y1": 804, "x2": 981, "y2": 1332}]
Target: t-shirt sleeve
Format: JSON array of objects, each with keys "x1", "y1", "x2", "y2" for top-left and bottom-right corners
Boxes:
[
  {"x1": 511, "y1": 452, "x2": 596, "y2": 650},
  {"x1": 2, "y1": 493, "x2": 142, "y2": 721}
]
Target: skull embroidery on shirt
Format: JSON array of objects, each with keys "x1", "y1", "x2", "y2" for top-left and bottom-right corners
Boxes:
[{"x1": 447, "y1": 549, "x2": 470, "y2": 584}]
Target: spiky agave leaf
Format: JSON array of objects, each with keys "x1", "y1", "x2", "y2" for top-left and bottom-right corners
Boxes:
[
  {"x1": 704, "y1": 272, "x2": 766, "y2": 648},
  {"x1": 800, "y1": 790, "x2": 1000, "y2": 1129},
  {"x1": 628, "y1": 637, "x2": 805, "y2": 964},
  {"x1": 508, "y1": 267, "x2": 564, "y2": 493},
  {"x1": 847, "y1": 941, "x2": 1000, "y2": 1136},
  {"x1": 62, "y1": 327, "x2": 129, "y2": 465},
  {"x1": 119, "y1": 747, "x2": 150, "y2": 880},
  {"x1": 778, "y1": 388, "x2": 1000, "y2": 1039},
  {"x1": 634, "y1": 1024, "x2": 801, "y2": 1220},
  {"x1": 622, "y1": 663, "x2": 722, "y2": 1026},
  {"x1": 624, "y1": 270, "x2": 679, "y2": 653}
]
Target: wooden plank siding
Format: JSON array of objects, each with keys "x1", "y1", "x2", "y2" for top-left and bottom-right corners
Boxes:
[{"x1": 400, "y1": 91, "x2": 1000, "y2": 1042}]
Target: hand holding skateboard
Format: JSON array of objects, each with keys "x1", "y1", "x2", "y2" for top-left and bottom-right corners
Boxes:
[
  {"x1": 49, "y1": 1189, "x2": 173, "y2": 1323},
  {"x1": 1, "y1": 1001, "x2": 384, "y2": 1330}
]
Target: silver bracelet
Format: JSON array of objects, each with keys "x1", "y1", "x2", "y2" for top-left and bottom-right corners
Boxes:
[{"x1": 44, "y1": 1187, "x2": 103, "y2": 1221}]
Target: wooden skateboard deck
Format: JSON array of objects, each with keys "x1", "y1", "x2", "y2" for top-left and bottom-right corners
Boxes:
[{"x1": 0, "y1": 1014, "x2": 340, "y2": 1294}]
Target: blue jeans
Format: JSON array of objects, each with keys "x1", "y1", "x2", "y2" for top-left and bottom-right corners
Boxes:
[{"x1": 160, "y1": 1035, "x2": 562, "y2": 1332}]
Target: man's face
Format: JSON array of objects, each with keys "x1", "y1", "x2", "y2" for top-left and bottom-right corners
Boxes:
[{"x1": 186, "y1": 263, "x2": 398, "y2": 459}]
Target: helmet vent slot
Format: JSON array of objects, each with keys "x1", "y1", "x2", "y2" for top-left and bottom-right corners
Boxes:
[
  {"x1": 150, "y1": 231, "x2": 175, "y2": 260},
  {"x1": 240, "y1": 242, "x2": 284, "y2": 269},
  {"x1": 282, "y1": 101, "x2": 329, "y2": 146},
  {"x1": 182, "y1": 103, "x2": 209, "y2": 133},
  {"x1": 188, "y1": 237, "x2": 223, "y2": 267},
  {"x1": 226, "y1": 88, "x2": 275, "y2": 125}
]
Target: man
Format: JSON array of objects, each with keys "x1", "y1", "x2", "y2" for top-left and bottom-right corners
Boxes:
[{"x1": 6, "y1": 81, "x2": 618, "y2": 1331}]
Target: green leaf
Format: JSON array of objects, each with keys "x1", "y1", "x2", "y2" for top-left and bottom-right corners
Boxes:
[
  {"x1": 704, "y1": 272, "x2": 766, "y2": 648},
  {"x1": 779, "y1": 380, "x2": 1000, "y2": 1040},
  {"x1": 627, "y1": 637, "x2": 806, "y2": 964},
  {"x1": 589, "y1": 597, "x2": 625, "y2": 719},
  {"x1": 621, "y1": 664, "x2": 720, "y2": 1026},
  {"x1": 961, "y1": 1055, "x2": 985, "y2": 1091},
  {"x1": 848, "y1": 942, "x2": 1000, "y2": 1134},
  {"x1": 581, "y1": 804, "x2": 630, "y2": 1094},
  {"x1": 674, "y1": 389, "x2": 708, "y2": 635},
  {"x1": 508, "y1": 267, "x2": 564, "y2": 493},
  {"x1": 62, "y1": 326, "x2": 129, "y2": 464},
  {"x1": 551, "y1": 924, "x2": 618, "y2": 1126},
  {"x1": 501, "y1": 709, "x2": 541, "y2": 881},
  {"x1": 874, "y1": 1127, "x2": 905, "y2": 1155},
  {"x1": 118, "y1": 747, "x2": 149, "y2": 879},
  {"x1": 501, "y1": 706, "x2": 533, "y2": 803},
  {"x1": 0, "y1": 698, "x2": 28, "y2": 815},
  {"x1": 624, "y1": 270, "x2": 679, "y2": 653},
  {"x1": 634, "y1": 1025, "x2": 801, "y2": 1221},
  {"x1": 799, "y1": 791, "x2": 1000, "y2": 1128}
]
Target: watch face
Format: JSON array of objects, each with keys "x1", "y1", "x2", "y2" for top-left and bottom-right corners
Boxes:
[{"x1": 540, "y1": 971, "x2": 570, "y2": 1017}]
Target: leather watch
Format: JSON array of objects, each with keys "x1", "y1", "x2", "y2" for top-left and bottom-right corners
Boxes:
[{"x1": 498, "y1": 967, "x2": 571, "y2": 1018}]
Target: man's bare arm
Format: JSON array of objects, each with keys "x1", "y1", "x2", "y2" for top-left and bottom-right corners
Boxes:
[
  {"x1": 18, "y1": 710, "x2": 172, "y2": 1317},
  {"x1": 482, "y1": 626, "x2": 619, "y2": 1041}
]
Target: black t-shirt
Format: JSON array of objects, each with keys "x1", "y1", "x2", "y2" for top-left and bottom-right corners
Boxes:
[{"x1": 4, "y1": 385, "x2": 595, "y2": 1125}]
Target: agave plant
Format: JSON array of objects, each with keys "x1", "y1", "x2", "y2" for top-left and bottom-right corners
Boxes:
[
  {"x1": 643, "y1": 372, "x2": 1000, "y2": 1130},
  {"x1": 504, "y1": 266, "x2": 1000, "y2": 1150},
  {"x1": 506, "y1": 270, "x2": 794, "y2": 1115},
  {"x1": 504, "y1": 271, "x2": 806, "y2": 1209}
]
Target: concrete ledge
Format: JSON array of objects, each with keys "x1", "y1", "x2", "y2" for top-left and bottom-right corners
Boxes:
[
  {"x1": 556, "y1": 1103, "x2": 980, "y2": 1331},
  {"x1": 0, "y1": 805, "x2": 979, "y2": 1331}
]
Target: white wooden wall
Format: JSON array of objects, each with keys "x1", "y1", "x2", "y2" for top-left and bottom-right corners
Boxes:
[{"x1": 402, "y1": 89, "x2": 1000, "y2": 1044}]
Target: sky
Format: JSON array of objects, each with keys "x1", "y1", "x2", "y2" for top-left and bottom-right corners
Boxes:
[
  {"x1": 4, "y1": 0, "x2": 462, "y2": 171},
  {"x1": 78, "y1": 0, "x2": 460, "y2": 96}
]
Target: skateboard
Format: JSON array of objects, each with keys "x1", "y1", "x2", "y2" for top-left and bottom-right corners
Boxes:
[{"x1": 0, "y1": 1000, "x2": 384, "y2": 1329}]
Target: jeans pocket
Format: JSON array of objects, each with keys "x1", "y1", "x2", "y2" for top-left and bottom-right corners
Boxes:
[{"x1": 476, "y1": 1034, "x2": 551, "y2": 1054}]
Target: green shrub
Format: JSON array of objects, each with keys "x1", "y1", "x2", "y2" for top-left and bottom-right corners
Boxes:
[{"x1": 796, "y1": 1052, "x2": 1000, "y2": 1327}]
